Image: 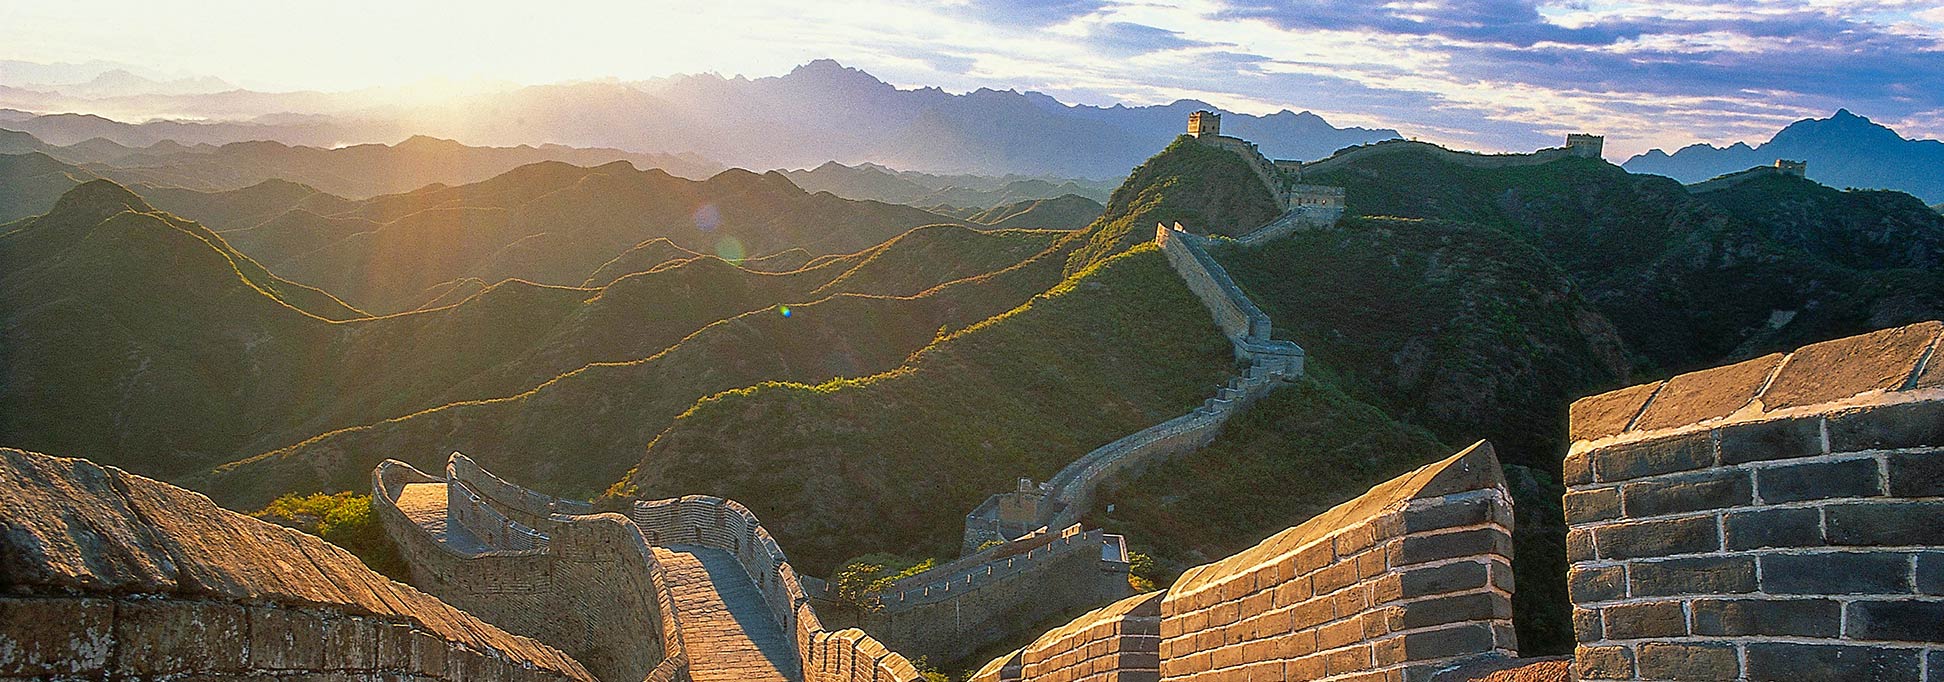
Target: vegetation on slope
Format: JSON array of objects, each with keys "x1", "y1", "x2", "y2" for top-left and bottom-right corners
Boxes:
[
  {"x1": 252, "y1": 492, "x2": 409, "y2": 580},
  {"x1": 1064, "y1": 136, "x2": 1280, "y2": 275},
  {"x1": 620, "y1": 246, "x2": 1238, "y2": 572},
  {"x1": 204, "y1": 231, "x2": 1084, "y2": 506},
  {"x1": 1308, "y1": 151, "x2": 1944, "y2": 374}
]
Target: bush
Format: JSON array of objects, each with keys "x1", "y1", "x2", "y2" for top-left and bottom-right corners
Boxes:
[{"x1": 254, "y1": 491, "x2": 409, "y2": 580}]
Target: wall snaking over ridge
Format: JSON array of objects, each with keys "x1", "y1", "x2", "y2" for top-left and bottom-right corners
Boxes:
[{"x1": 1564, "y1": 320, "x2": 1944, "y2": 682}]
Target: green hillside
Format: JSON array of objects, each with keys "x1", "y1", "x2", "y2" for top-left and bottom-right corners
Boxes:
[
  {"x1": 205, "y1": 231, "x2": 1082, "y2": 505},
  {"x1": 1064, "y1": 136, "x2": 1280, "y2": 275},
  {"x1": 1306, "y1": 150, "x2": 1944, "y2": 373}
]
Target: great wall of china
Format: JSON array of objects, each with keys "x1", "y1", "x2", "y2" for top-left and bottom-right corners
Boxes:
[{"x1": 2, "y1": 114, "x2": 1937, "y2": 682}]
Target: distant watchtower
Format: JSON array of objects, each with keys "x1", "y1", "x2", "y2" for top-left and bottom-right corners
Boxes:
[
  {"x1": 1775, "y1": 159, "x2": 1807, "y2": 177},
  {"x1": 1565, "y1": 133, "x2": 1604, "y2": 159},
  {"x1": 1188, "y1": 110, "x2": 1221, "y2": 138}
]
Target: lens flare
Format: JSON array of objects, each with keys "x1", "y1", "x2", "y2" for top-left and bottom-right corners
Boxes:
[
  {"x1": 714, "y1": 236, "x2": 746, "y2": 264},
  {"x1": 693, "y1": 203, "x2": 722, "y2": 232},
  {"x1": 777, "y1": 304, "x2": 792, "y2": 318}
]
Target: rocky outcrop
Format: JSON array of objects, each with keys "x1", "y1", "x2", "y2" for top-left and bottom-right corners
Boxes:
[{"x1": 0, "y1": 447, "x2": 593, "y2": 681}]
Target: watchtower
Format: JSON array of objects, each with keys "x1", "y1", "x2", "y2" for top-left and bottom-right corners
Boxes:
[
  {"x1": 1188, "y1": 110, "x2": 1221, "y2": 138},
  {"x1": 1775, "y1": 159, "x2": 1808, "y2": 177},
  {"x1": 1565, "y1": 133, "x2": 1604, "y2": 159}
]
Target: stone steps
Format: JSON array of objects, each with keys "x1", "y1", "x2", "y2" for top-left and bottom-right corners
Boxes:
[{"x1": 653, "y1": 545, "x2": 801, "y2": 682}]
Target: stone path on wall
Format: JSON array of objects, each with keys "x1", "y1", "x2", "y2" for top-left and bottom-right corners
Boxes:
[
  {"x1": 394, "y1": 481, "x2": 489, "y2": 553},
  {"x1": 653, "y1": 545, "x2": 801, "y2": 682}
]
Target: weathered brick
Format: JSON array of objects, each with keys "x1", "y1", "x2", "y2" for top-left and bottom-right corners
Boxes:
[
  {"x1": 1691, "y1": 598, "x2": 1840, "y2": 637},
  {"x1": 1395, "y1": 592, "x2": 1506, "y2": 630},
  {"x1": 1575, "y1": 645, "x2": 1634, "y2": 680},
  {"x1": 1402, "y1": 496, "x2": 1498, "y2": 534},
  {"x1": 0, "y1": 597, "x2": 113, "y2": 676},
  {"x1": 1761, "y1": 552, "x2": 1912, "y2": 594},
  {"x1": 1744, "y1": 642, "x2": 1920, "y2": 682},
  {"x1": 1594, "y1": 515, "x2": 1718, "y2": 560},
  {"x1": 1724, "y1": 506, "x2": 1822, "y2": 550},
  {"x1": 1920, "y1": 553, "x2": 1944, "y2": 595},
  {"x1": 248, "y1": 607, "x2": 327, "y2": 670},
  {"x1": 1845, "y1": 600, "x2": 1944, "y2": 643},
  {"x1": 1592, "y1": 432, "x2": 1714, "y2": 482},
  {"x1": 1572, "y1": 607, "x2": 1602, "y2": 643},
  {"x1": 1563, "y1": 487, "x2": 1620, "y2": 524},
  {"x1": 1719, "y1": 416, "x2": 1824, "y2": 464},
  {"x1": 1563, "y1": 452, "x2": 1593, "y2": 486},
  {"x1": 1828, "y1": 400, "x2": 1944, "y2": 452},
  {"x1": 1887, "y1": 451, "x2": 1944, "y2": 497},
  {"x1": 1566, "y1": 528, "x2": 1596, "y2": 563},
  {"x1": 1601, "y1": 601, "x2": 1685, "y2": 640},
  {"x1": 1400, "y1": 623, "x2": 1492, "y2": 661},
  {"x1": 1568, "y1": 564, "x2": 1626, "y2": 603},
  {"x1": 113, "y1": 600, "x2": 247, "y2": 675},
  {"x1": 1636, "y1": 641, "x2": 1739, "y2": 681},
  {"x1": 1629, "y1": 555, "x2": 1757, "y2": 597},
  {"x1": 1324, "y1": 644, "x2": 1372, "y2": 675},
  {"x1": 1314, "y1": 560, "x2": 1362, "y2": 595},
  {"x1": 1622, "y1": 469, "x2": 1752, "y2": 517},
  {"x1": 1763, "y1": 322, "x2": 1940, "y2": 410},
  {"x1": 1826, "y1": 501, "x2": 1944, "y2": 546},
  {"x1": 1397, "y1": 561, "x2": 1488, "y2": 599},
  {"x1": 1759, "y1": 457, "x2": 1882, "y2": 503},
  {"x1": 1392, "y1": 528, "x2": 1510, "y2": 566}
]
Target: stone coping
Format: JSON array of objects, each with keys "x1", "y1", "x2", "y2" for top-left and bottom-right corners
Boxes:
[{"x1": 1569, "y1": 321, "x2": 1942, "y2": 451}]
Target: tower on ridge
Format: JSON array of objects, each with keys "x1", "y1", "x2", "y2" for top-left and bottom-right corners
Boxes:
[
  {"x1": 1775, "y1": 159, "x2": 1807, "y2": 176},
  {"x1": 1565, "y1": 133, "x2": 1604, "y2": 159},
  {"x1": 1188, "y1": 110, "x2": 1221, "y2": 138}
]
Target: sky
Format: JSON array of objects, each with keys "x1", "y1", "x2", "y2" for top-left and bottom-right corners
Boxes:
[{"x1": 2, "y1": 0, "x2": 1941, "y2": 158}]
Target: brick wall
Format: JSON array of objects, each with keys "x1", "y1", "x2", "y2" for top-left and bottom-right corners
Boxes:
[
  {"x1": 868, "y1": 526, "x2": 1131, "y2": 665},
  {"x1": 1010, "y1": 591, "x2": 1164, "y2": 682},
  {"x1": 0, "y1": 448, "x2": 592, "y2": 682},
  {"x1": 1296, "y1": 140, "x2": 1581, "y2": 178},
  {"x1": 629, "y1": 495, "x2": 929, "y2": 682},
  {"x1": 374, "y1": 459, "x2": 666, "y2": 682},
  {"x1": 1564, "y1": 320, "x2": 1944, "y2": 681},
  {"x1": 971, "y1": 441, "x2": 1520, "y2": 681}
]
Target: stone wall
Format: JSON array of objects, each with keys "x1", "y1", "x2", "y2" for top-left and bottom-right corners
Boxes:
[
  {"x1": 0, "y1": 448, "x2": 594, "y2": 682},
  {"x1": 374, "y1": 459, "x2": 667, "y2": 682},
  {"x1": 1563, "y1": 320, "x2": 1944, "y2": 681},
  {"x1": 446, "y1": 468, "x2": 549, "y2": 551},
  {"x1": 450, "y1": 452, "x2": 596, "y2": 526},
  {"x1": 629, "y1": 496, "x2": 927, "y2": 682},
  {"x1": 973, "y1": 591, "x2": 1166, "y2": 682},
  {"x1": 1153, "y1": 222, "x2": 1305, "y2": 376},
  {"x1": 1683, "y1": 164, "x2": 1795, "y2": 194},
  {"x1": 1194, "y1": 135, "x2": 1285, "y2": 201},
  {"x1": 868, "y1": 526, "x2": 1131, "y2": 665},
  {"x1": 971, "y1": 442, "x2": 1521, "y2": 681}
]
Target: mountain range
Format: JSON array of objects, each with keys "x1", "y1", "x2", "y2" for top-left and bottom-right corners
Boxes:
[
  {"x1": 1624, "y1": 109, "x2": 1944, "y2": 203},
  {"x1": 0, "y1": 59, "x2": 1403, "y2": 177}
]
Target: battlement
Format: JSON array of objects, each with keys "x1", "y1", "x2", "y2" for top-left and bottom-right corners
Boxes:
[
  {"x1": 1775, "y1": 158, "x2": 1807, "y2": 176},
  {"x1": 1187, "y1": 110, "x2": 1220, "y2": 138},
  {"x1": 1566, "y1": 133, "x2": 1605, "y2": 159},
  {"x1": 1563, "y1": 320, "x2": 1944, "y2": 681},
  {"x1": 974, "y1": 442, "x2": 1522, "y2": 681}
]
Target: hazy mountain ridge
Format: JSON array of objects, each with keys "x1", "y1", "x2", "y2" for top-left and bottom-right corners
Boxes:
[
  {"x1": 781, "y1": 160, "x2": 1115, "y2": 207},
  {"x1": 1, "y1": 60, "x2": 1402, "y2": 177},
  {"x1": 1623, "y1": 110, "x2": 1944, "y2": 203}
]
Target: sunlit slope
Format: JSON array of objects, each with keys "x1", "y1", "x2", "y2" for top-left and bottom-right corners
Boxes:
[
  {"x1": 1, "y1": 182, "x2": 1067, "y2": 492},
  {"x1": 620, "y1": 246, "x2": 1237, "y2": 572},
  {"x1": 202, "y1": 232, "x2": 1083, "y2": 506},
  {"x1": 1063, "y1": 135, "x2": 1280, "y2": 275}
]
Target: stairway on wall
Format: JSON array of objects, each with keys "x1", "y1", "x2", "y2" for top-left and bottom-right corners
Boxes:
[{"x1": 653, "y1": 545, "x2": 801, "y2": 682}]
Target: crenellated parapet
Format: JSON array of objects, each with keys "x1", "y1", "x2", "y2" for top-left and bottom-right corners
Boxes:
[
  {"x1": 374, "y1": 457, "x2": 671, "y2": 682},
  {"x1": 1563, "y1": 320, "x2": 1944, "y2": 681},
  {"x1": 971, "y1": 441, "x2": 1524, "y2": 681}
]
